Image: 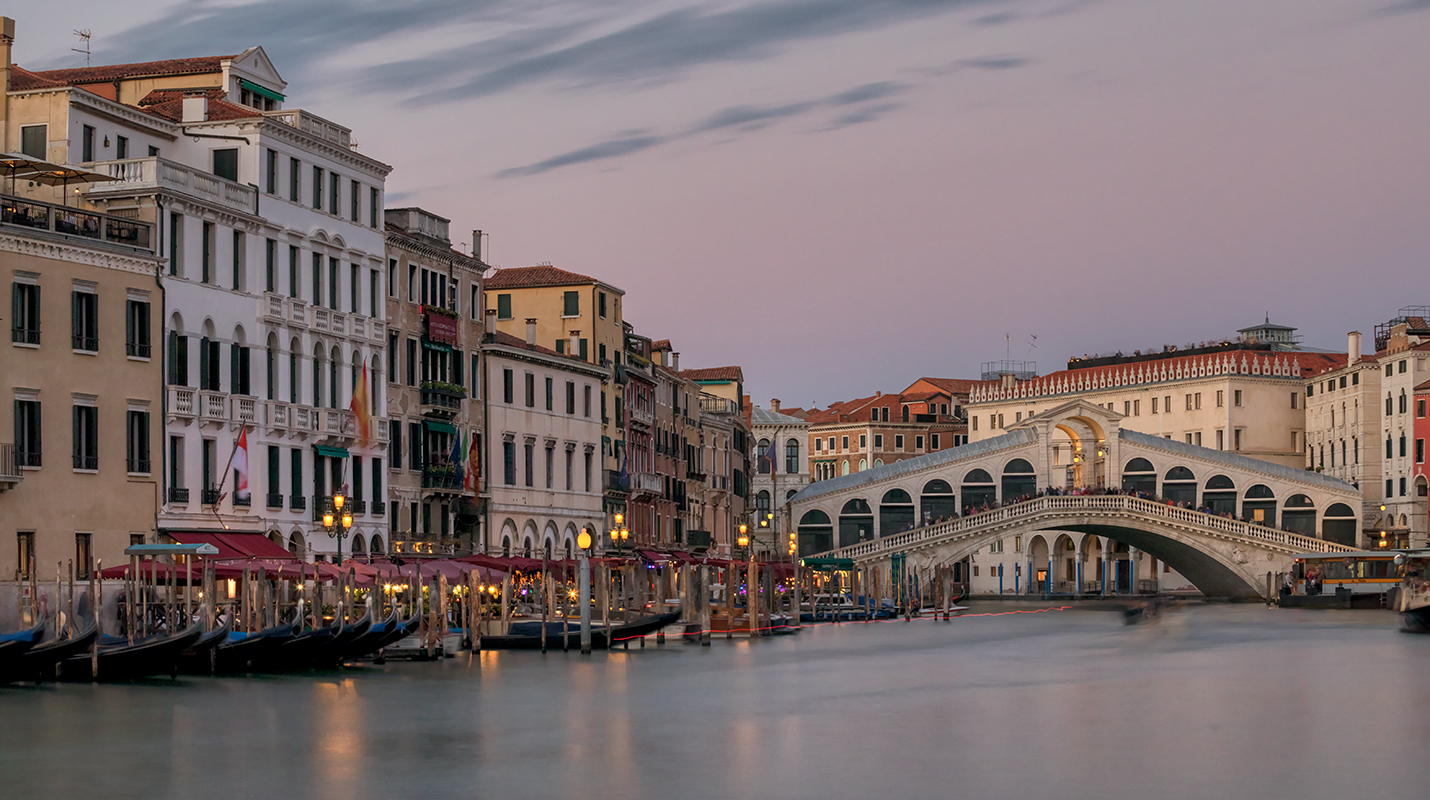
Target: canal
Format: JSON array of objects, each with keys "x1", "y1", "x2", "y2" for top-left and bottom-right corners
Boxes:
[{"x1": 4, "y1": 603, "x2": 1429, "y2": 799}]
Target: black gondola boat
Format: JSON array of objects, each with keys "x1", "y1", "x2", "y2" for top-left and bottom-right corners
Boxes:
[
  {"x1": 249, "y1": 618, "x2": 339, "y2": 672},
  {"x1": 336, "y1": 607, "x2": 399, "y2": 662},
  {"x1": 0, "y1": 621, "x2": 100, "y2": 683},
  {"x1": 300, "y1": 611, "x2": 372, "y2": 669},
  {"x1": 0, "y1": 618, "x2": 48, "y2": 661},
  {"x1": 480, "y1": 610, "x2": 682, "y2": 650},
  {"x1": 58, "y1": 620, "x2": 206, "y2": 681}
]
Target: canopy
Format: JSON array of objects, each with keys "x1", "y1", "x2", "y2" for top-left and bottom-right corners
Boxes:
[
  {"x1": 458, "y1": 553, "x2": 545, "y2": 573},
  {"x1": 314, "y1": 445, "x2": 349, "y2": 459},
  {"x1": 239, "y1": 78, "x2": 285, "y2": 102},
  {"x1": 801, "y1": 557, "x2": 855, "y2": 571},
  {"x1": 167, "y1": 531, "x2": 298, "y2": 561},
  {"x1": 424, "y1": 419, "x2": 457, "y2": 436}
]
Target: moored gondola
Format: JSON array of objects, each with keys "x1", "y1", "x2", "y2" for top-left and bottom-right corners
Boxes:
[
  {"x1": 480, "y1": 610, "x2": 682, "y2": 650},
  {"x1": 0, "y1": 618, "x2": 48, "y2": 661},
  {"x1": 58, "y1": 620, "x2": 206, "y2": 681},
  {"x1": 337, "y1": 607, "x2": 398, "y2": 662},
  {"x1": 303, "y1": 611, "x2": 373, "y2": 669}
]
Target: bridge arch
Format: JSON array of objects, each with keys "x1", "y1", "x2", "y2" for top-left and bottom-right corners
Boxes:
[
  {"x1": 1282, "y1": 494, "x2": 1316, "y2": 536},
  {"x1": 797, "y1": 510, "x2": 833, "y2": 555},
  {"x1": 1163, "y1": 466, "x2": 1197, "y2": 505},
  {"x1": 1244, "y1": 484, "x2": 1276, "y2": 527},
  {"x1": 962, "y1": 468, "x2": 996, "y2": 511},
  {"x1": 920, "y1": 479, "x2": 957, "y2": 524},
  {"x1": 1204, "y1": 474, "x2": 1237, "y2": 514},
  {"x1": 839, "y1": 498, "x2": 873, "y2": 547},
  {"x1": 1324, "y1": 503, "x2": 1356, "y2": 546},
  {"x1": 1001, "y1": 458, "x2": 1037, "y2": 501},
  {"x1": 880, "y1": 489, "x2": 915, "y2": 536},
  {"x1": 1123, "y1": 458, "x2": 1156, "y2": 494}
]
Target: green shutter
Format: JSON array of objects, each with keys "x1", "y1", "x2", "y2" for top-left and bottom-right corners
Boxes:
[
  {"x1": 497, "y1": 293, "x2": 511, "y2": 319},
  {"x1": 199, "y1": 338, "x2": 210, "y2": 389}
]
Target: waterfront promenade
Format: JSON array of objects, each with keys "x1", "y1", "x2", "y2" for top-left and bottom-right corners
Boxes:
[{"x1": 3, "y1": 603, "x2": 1427, "y2": 799}]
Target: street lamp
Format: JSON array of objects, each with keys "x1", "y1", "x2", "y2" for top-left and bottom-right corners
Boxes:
[
  {"x1": 737, "y1": 523, "x2": 749, "y2": 551},
  {"x1": 609, "y1": 511, "x2": 629, "y2": 553},
  {"x1": 324, "y1": 490, "x2": 354, "y2": 562}
]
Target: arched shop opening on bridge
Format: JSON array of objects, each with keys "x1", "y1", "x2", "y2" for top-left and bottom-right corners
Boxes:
[
  {"x1": 962, "y1": 468, "x2": 996, "y2": 512},
  {"x1": 797, "y1": 510, "x2": 833, "y2": 556},
  {"x1": 920, "y1": 479, "x2": 956, "y2": 525},
  {"x1": 838, "y1": 499, "x2": 873, "y2": 548},
  {"x1": 879, "y1": 489, "x2": 915, "y2": 536}
]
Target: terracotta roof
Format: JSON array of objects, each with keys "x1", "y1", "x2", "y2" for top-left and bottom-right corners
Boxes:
[
  {"x1": 485, "y1": 265, "x2": 595, "y2": 290},
  {"x1": 137, "y1": 87, "x2": 226, "y2": 106},
  {"x1": 142, "y1": 96, "x2": 260, "y2": 123},
  {"x1": 8, "y1": 66, "x2": 69, "y2": 91},
  {"x1": 489, "y1": 330, "x2": 585, "y2": 365},
  {"x1": 914, "y1": 377, "x2": 978, "y2": 396},
  {"x1": 679, "y1": 366, "x2": 743, "y2": 382},
  {"x1": 900, "y1": 390, "x2": 946, "y2": 403},
  {"x1": 23, "y1": 55, "x2": 231, "y2": 86},
  {"x1": 651, "y1": 339, "x2": 671, "y2": 351}
]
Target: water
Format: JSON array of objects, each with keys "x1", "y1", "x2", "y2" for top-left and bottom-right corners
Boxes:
[{"x1": 4, "y1": 603, "x2": 1429, "y2": 800}]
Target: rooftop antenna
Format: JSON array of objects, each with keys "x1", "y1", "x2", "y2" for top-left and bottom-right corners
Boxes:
[{"x1": 72, "y1": 30, "x2": 91, "y2": 67}]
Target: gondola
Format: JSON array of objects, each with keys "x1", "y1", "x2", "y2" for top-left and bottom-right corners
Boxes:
[
  {"x1": 480, "y1": 610, "x2": 683, "y2": 650},
  {"x1": 336, "y1": 607, "x2": 398, "y2": 662},
  {"x1": 304, "y1": 611, "x2": 373, "y2": 669},
  {"x1": 178, "y1": 614, "x2": 234, "y2": 666},
  {"x1": 58, "y1": 620, "x2": 206, "y2": 681},
  {"x1": 375, "y1": 612, "x2": 423, "y2": 649},
  {"x1": 0, "y1": 618, "x2": 48, "y2": 661},
  {"x1": 251, "y1": 618, "x2": 339, "y2": 672},
  {"x1": 0, "y1": 620, "x2": 100, "y2": 683},
  {"x1": 180, "y1": 618, "x2": 301, "y2": 675}
]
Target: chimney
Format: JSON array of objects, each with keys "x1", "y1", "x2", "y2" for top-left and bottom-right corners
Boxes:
[
  {"x1": 484, "y1": 308, "x2": 496, "y2": 339},
  {"x1": 182, "y1": 94, "x2": 208, "y2": 124},
  {"x1": 672, "y1": 352, "x2": 679, "y2": 372},
  {"x1": 875, "y1": 390, "x2": 882, "y2": 397},
  {"x1": 0, "y1": 18, "x2": 14, "y2": 152},
  {"x1": 472, "y1": 230, "x2": 482, "y2": 262},
  {"x1": 771, "y1": 398, "x2": 781, "y2": 412},
  {"x1": 525, "y1": 318, "x2": 537, "y2": 346},
  {"x1": 1348, "y1": 331, "x2": 1362, "y2": 366},
  {"x1": 569, "y1": 329, "x2": 580, "y2": 357},
  {"x1": 1002, "y1": 373, "x2": 1016, "y2": 389}
]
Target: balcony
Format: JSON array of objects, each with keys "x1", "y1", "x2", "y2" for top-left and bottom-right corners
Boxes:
[
  {"x1": 311, "y1": 495, "x2": 331, "y2": 522},
  {"x1": 231, "y1": 396, "x2": 257, "y2": 426},
  {"x1": 265, "y1": 108, "x2": 353, "y2": 149},
  {"x1": 168, "y1": 486, "x2": 189, "y2": 504},
  {"x1": 699, "y1": 395, "x2": 739, "y2": 415},
  {"x1": 289, "y1": 494, "x2": 306, "y2": 511},
  {"x1": 168, "y1": 387, "x2": 196, "y2": 422},
  {"x1": 422, "y1": 466, "x2": 461, "y2": 492},
  {"x1": 85, "y1": 157, "x2": 257, "y2": 217},
  {"x1": 372, "y1": 500, "x2": 385, "y2": 516},
  {"x1": 606, "y1": 469, "x2": 627, "y2": 494},
  {"x1": 266, "y1": 492, "x2": 284, "y2": 509},
  {"x1": 126, "y1": 458, "x2": 151, "y2": 475},
  {"x1": 201, "y1": 488, "x2": 221, "y2": 506},
  {"x1": 3, "y1": 192, "x2": 153, "y2": 251},
  {"x1": 263, "y1": 292, "x2": 286, "y2": 325},
  {"x1": 197, "y1": 390, "x2": 227, "y2": 424},
  {"x1": 233, "y1": 494, "x2": 251, "y2": 507},
  {"x1": 72, "y1": 455, "x2": 98, "y2": 470},
  {"x1": 629, "y1": 406, "x2": 654, "y2": 429},
  {"x1": 125, "y1": 338, "x2": 151, "y2": 359},
  {"x1": 263, "y1": 400, "x2": 290, "y2": 431},
  {"x1": 352, "y1": 499, "x2": 367, "y2": 515},
  {"x1": 419, "y1": 382, "x2": 465, "y2": 417},
  {"x1": 289, "y1": 299, "x2": 309, "y2": 328},
  {"x1": 11, "y1": 325, "x2": 39, "y2": 345},
  {"x1": 0, "y1": 444, "x2": 22, "y2": 492},
  {"x1": 71, "y1": 333, "x2": 98, "y2": 352},
  {"x1": 630, "y1": 471, "x2": 663, "y2": 499}
]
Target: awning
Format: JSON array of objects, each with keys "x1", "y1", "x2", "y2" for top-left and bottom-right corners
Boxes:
[
  {"x1": 424, "y1": 420, "x2": 457, "y2": 435},
  {"x1": 314, "y1": 445, "x2": 349, "y2": 458},
  {"x1": 169, "y1": 531, "x2": 298, "y2": 561},
  {"x1": 638, "y1": 549, "x2": 666, "y2": 563},
  {"x1": 239, "y1": 78, "x2": 285, "y2": 102},
  {"x1": 422, "y1": 340, "x2": 452, "y2": 353},
  {"x1": 670, "y1": 550, "x2": 695, "y2": 563},
  {"x1": 802, "y1": 557, "x2": 855, "y2": 571}
]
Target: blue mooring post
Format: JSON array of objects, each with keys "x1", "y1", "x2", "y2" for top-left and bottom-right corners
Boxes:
[
  {"x1": 999, "y1": 567, "x2": 1004, "y2": 596},
  {"x1": 1076, "y1": 559, "x2": 1082, "y2": 599},
  {"x1": 1014, "y1": 564, "x2": 1020, "y2": 595}
]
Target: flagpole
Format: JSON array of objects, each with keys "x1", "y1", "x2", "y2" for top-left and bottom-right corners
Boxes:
[{"x1": 210, "y1": 424, "x2": 247, "y2": 530}]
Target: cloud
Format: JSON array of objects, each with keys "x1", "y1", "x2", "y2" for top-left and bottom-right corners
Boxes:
[
  {"x1": 971, "y1": 11, "x2": 1020, "y2": 25},
  {"x1": 691, "y1": 102, "x2": 820, "y2": 133},
  {"x1": 913, "y1": 54, "x2": 1035, "y2": 76},
  {"x1": 1374, "y1": 0, "x2": 1430, "y2": 13},
  {"x1": 828, "y1": 81, "x2": 908, "y2": 105},
  {"x1": 820, "y1": 102, "x2": 904, "y2": 130},
  {"x1": 495, "y1": 134, "x2": 666, "y2": 177}
]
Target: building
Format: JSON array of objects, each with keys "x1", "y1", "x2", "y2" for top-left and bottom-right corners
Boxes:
[
  {"x1": 967, "y1": 323, "x2": 1345, "y2": 476},
  {"x1": 749, "y1": 400, "x2": 811, "y2": 549},
  {"x1": 383, "y1": 207, "x2": 485, "y2": 556},
  {"x1": 482, "y1": 317, "x2": 606, "y2": 559},
  {"x1": 0, "y1": 168, "x2": 163, "y2": 613},
  {"x1": 4, "y1": 37, "x2": 392, "y2": 561},
  {"x1": 805, "y1": 379, "x2": 971, "y2": 485},
  {"x1": 1303, "y1": 332, "x2": 1382, "y2": 546},
  {"x1": 680, "y1": 366, "x2": 752, "y2": 557},
  {"x1": 1368, "y1": 312, "x2": 1430, "y2": 547}
]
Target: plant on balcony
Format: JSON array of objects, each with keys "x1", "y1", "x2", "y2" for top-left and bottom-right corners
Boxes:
[
  {"x1": 420, "y1": 380, "x2": 467, "y2": 397},
  {"x1": 423, "y1": 304, "x2": 459, "y2": 319},
  {"x1": 425, "y1": 464, "x2": 457, "y2": 476}
]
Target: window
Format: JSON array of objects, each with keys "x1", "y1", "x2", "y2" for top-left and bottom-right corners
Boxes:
[
  {"x1": 167, "y1": 331, "x2": 189, "y2": 385},
  {"x1": 19, "y1": 124, "x2": 45, "y2": 159},
  {"x1": 503, "y1": 440, "x2": 516, "y2": 485},
  {"x1": 1387, "y1": 363, "x2": 1394, "y2": 377},
  {"x1": 525, "y1": 372, "x2": 535, "y2": 408},
  {"x1": 328, "y1": 258, "x2": 339, "y2": 310},
  {"x1": 895, "y1": 435, "x2": 904, "y2": 450},
  {"x1": 265, "y1": 149, "x2": 278, "y2": 194},
  {"x1": 231, "y1": 343, "x2": 251, "y2": 395},
  {"x1": 1400, "y1": 391, "x2": 1408, "y2": 414},
  {"x1": 931, "y1": 434, "x2": 940, "y2": 449},
  {"x1": 71, "y1": 289, "x2": 98, "y2": 352},
  {"x1": 370, "y1": 187, "x2": 379, "y2": 228},
  {"x1": 584, "y1": 450, "x2": 593, "y2": 492},
  {"x1": 1233, "y1": 428, "x2": 1242, "y2": 450},
  {"x1": 1234, "y1": 390, "x2": 1243, "y2": 407},
  {"x1": 232, "y1": 231, "x2": 245, "y2": 290},
  {"x1": 389, "y1": 421, "x2": 402, "y2": 469},
  {"x1": 842, "y1": 436, "x2": 849, "y2": 450},
  {"x1": 291, "y1": 448, "x2": 303, "y2": 504},
  {"x1": 350, "y1": 179, "x2": 360, "y2": 222},
  {"x1": 369, "y1": 270, "x2": 378, "y2": 317},
  {"x1": 874, "y1": 434, "x2": 883, "y2": 448},
  {"x1": 545, "y1": 442, "x2": 554, "y2": 488},
  {"x1": 201, "y1": 222, "x2": 214, "y2": 283},
  {"x1": 116, "y1": 135, "x2": 129, "y2": 159},
  {"x1": 1401, "y1": 477, "x2": 1408, "y2": 496},
  {"x1": 524, "y1": 440, "x2": 534, "y2": 487},
  {"x1": 545, "y1": 376, "x2": 554, "y2": 411},
  {"x1": 72, "y1": 404, "x2": 98, "y2": 470},
  {"x1": 497, "y1": 294, "x2": 512, "y2": 320},
  {"x1": 409, "y1": 422, "x2": 422, "y2": 471},
  {"x1": 198, "y1": 337, "x2": 220, "y2": 391},
  {"x1": 212, "y1": 148, "x2": 238, "y2": 182},
  {"x1": 388, "y1": 259, "x2": 398, "y2": 298},
  {"x1": 916, "y1": 435, "x2": 925, "y2": 450},
  {"x1": 566, "y1": 381, "x2": 576, "y2": 414},
  {"x1": 288, "y1": 246, "x2": 300, "y2": 299},
  {"x1": 126, "y1": 410, "x2": 150, "y2": 473},
  {"x1": 1152, "y1": 396, "x2": 1159, "y2": 414},
  {"x1": 74, "y1": 533, "x2": 92, "y2": 579},
  {"x1": 168, "y1": 212, "x2": 182, "y2": 276},
  {"x1": 1291, "y1": 392, "x2": 1298, "y2": 409},
  {"x1": 407, "y1": 339, "x2": 418, "y2": 386},
  {"x1": 125, "y1": 298, "x2": 150, "y2": 358},
  {"x1": 329, "y1": 171, "x2": 340, "y2": 215},
  {"x1": 289, "y1": 157, "x2": 301, "y2": 201},
  {"x1": 859, "y1": 434, "x2": 867, "y2": 449},
  {"x1": 584, "y1": 385, "x2": 592, "y2": 417},
  {"x1": 1401, "y1": 359, "x2": 1408, "y2": 374},
  {"x1": 472, "y1": 354, "x2": 480, "y2": 398},
  {"x1": 1124, "y1": 400, "x2": 1130, "y2": 416},
  {"x1": 563, "y1": 291, "x2": 579, "y2": 317},
  {"x1": 814, "y1": 438, "x2": 822, "y2": 452},
  {"x1": 1184, "y1": 394, "x2": 1192, "y2": 411},
  {"x1": 82, "y1": 125, "x2": 95, "y2": 162},
  {"x1": 1387, "y1": 395, "x2": 1394, "y2": 416},
  {"x1": 1195, "y1": 431, "x2": 1202, "y2": 446},
  {"x1": 350, "y1": 264, "x2": 360, "y2": 313},
  {"x1": 1194, "y1": 392, "x2": 1201, "y2": 410},
  {"x1": 599, "y1": 291, "x2": 607, "y2": 318},
  {"x1": 265, "y1": 239, "x2": 277, "y2": 292},
  {"x1": 14, "y1": 399, "x2": 41, "y2": 467},
  {"x1": 1400, "y1": 434, "x2": 1407, "y2": 458},
  {"x1": 312, "y1": 166, "x2": 323, "y2": 208},
  {"x1": 1417, "y1": 439, "x2": 1424, "y2": 463},
  {"x1": 1216, "y1": 429, "x2": 1225, "y2": 450},
  {"x1": 503, "y1": 368, "x2": 514, "y2": 403}
]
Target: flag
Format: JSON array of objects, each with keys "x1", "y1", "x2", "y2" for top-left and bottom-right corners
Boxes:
[
  {"x1": 465, "y1": 431, "x2": 480, "y2": 493},
  {"x1": 450, "y1": 429, "x2": 463, "y2": 481},
  {"x1": 349, "y1": 363, "x2": 370, "y2": 446},
  {"x1": 233, "y1": 427, "x2": 250, "y2": 504},
  {"x1": 763, "y1": 439, "x2": 778, "y2": 474},
  {"x1": 618, "y1": 449, "x2": 629, "y2": 490}
]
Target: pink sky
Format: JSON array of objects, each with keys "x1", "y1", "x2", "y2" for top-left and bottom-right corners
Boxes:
[{"x1": 19, "y1": 0, "x2": 1430, "y2": 407}]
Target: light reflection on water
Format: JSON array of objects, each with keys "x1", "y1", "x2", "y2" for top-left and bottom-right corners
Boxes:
[{"x1": 4, "y1": 604, "x2": 1430, "y2": 800}]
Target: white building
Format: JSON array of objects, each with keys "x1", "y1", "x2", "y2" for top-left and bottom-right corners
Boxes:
[
  {"x1": 482, "y1": 317, "x2": 607, "y2": 559},
  {"x1": 14, "y1": 47, "x2": 392, "y2": 560},
  {"x1": 751, "y1": 401, "x2": 810, "y2": 539}
]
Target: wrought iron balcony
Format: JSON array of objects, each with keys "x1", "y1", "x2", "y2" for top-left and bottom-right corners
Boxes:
[
  {"x1": 233, "y1": 494, "x2": 251, "y2": 507},
  {"x1": 126, "y1": 458, "x2": 151, "y2": 474},
  {"x1": 3, "y1": 192, "x2": 153, "y2": 250},
  {"x1": 289, "y1": 494, "x2": 306, "y2": 511},
  {"x1": 11, "y1": 325, "x2": 39, "y2": 345},
  {"x1": 168, "y1": 486, "x2": 189, "y2": 504},
  {"x1": 372, "y1": 500, "x2": 386, "y2": 516},
  {"x1": 267, "y1": 492, "x2": 284, "y2": 508},
  {"x1": 125, "y1": 339, "x2": 151, "y2": 358},
  {"x1": 72, "y1": 455, "x2": 98, "y2": 470},
  {"x1": 0, "y1": 444, "x2": 22, "y2": 491},
  {"x1": 71, "y1": 333, "x2": 98, "y2": 352},
  {"x1": 201, "y1": 488, "x2": 221, "y2": 505}
]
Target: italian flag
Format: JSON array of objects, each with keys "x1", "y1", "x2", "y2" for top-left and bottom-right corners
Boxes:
[{"x1": 233, "y1": 427, "x2": 250, "y2": 503}]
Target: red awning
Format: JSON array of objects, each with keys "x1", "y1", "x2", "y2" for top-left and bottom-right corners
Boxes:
[
  {"x1": 670, "y1": 551, "x2": 695, "y2": 563},
  {"x1": 637, "y1": 549, "x2": 666, "y2": 563},
  {"x1": 166, "y1": 531, "x2": 298, "y2": 562},
  {"x1": 457, "y1": 553, "x2": 545, "y2": 573}
]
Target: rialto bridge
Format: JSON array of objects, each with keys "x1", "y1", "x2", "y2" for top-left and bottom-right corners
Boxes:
[{"x1": 786, "y1": 401, "x2": 1362, "y2": 599}]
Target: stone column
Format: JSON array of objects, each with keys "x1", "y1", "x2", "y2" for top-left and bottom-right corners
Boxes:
[{"x1": 1103, "y1": 543, "x2": 1112, "y2": 597}]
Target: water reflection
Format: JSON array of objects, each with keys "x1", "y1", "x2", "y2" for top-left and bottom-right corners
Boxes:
[{"x1": 3, "y1": 605, "x2": 1430, "y2": 800}]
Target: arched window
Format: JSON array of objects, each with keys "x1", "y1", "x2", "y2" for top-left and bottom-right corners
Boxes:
[
  {"x1": 859, "y1": 458, "x2": 867, "y2": 471},
  {"x1": 1003, "y1": 458, "x2": 1035, "y2": 473},
  {"x1": 1124, "y1": 458, "x2": 1155, "y2": 473},
  {"x1": 370, "y1": 534, "x2": 383, "y2": 554},
  {"x1": 963, "y1": 468, "x2": 994, "y2": 484},
  {"x1": 329, "y1": 346, "x2": 341, "y2": 409},
  {"x1": 881, "y1": 488, "x2": 913, "y2": 504},
  {"x1": 923, "y1": 479, "x2": 953, "y2": 494},
  {"x1": 289, "y1": 338, "x2": 300, "y2": 404},
  {"x1": 1165, "y1": 466, "x2": 1195, "y2": 481},
  {"x1": 785, "y1": 438, "x2": 800, "y2": 474},
  {"x1": 755, "y1": 490, "x2": 771, "y2": 518},
  {"x1": 266, "y1": 332, "x2": 278, "y2": 401},
  {"x1": 757, "y1": 439, "x2": 771, "y2": 474},
  {"x1": 786, "y1": 489, "x2": 798, "y2": 501},
  {"x1": 501, "y1": 536, "x2": 511, "y2": 557},
  {"x1": 311, "y1": 344, "x2": 323, "y2": 407},
  {"x1": 841, "y1": 460, "x2": 849, "y2": 475}
]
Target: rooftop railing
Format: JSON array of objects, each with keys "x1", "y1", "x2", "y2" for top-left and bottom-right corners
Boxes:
[
  {"x1": 2, "y1": 193, "x2": 152, "y2": 250},
  {"x1": 85, "y1": 157, "x2": 257, "y2": 216}
]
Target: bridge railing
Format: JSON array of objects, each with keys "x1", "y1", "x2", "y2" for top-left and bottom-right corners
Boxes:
[{"x1": 819, "y1": 494, "x2": 1355, "y2": 561}]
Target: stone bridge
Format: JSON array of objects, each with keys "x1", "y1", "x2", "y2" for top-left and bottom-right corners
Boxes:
[{"x1": 787, "y1": 400, "x2": 1362, "y2": 599}]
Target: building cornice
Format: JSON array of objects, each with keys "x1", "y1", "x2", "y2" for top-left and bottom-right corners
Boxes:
[
  {"x1": 0, "y1": 229, "x2": 159, "y2": 275},
  {"x1": 970, "y1": 352, "x2": 1317, "y2": 406}
]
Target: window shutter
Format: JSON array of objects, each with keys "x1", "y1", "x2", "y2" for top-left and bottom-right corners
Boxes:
[
  {"x1": 72, "y1": 406, "x2": 80, "y2": 464},
  {"x1": 240, "y1": 347, "x2": 251, "y2": 395},
  {"x1": 71, "y1": 291, "x2": 79, "y2": 345},
  {"x1": 230, "y1": 344, "x2": 239, "y2": 394},
  {"x1": 125, "y1": 301, "x2": 135, "y2": 351},
  {"x1": 10, "y1": 285, "x2": 19, "y2": 334},
  {"x1": 177, "y1": 335, "x2": 189, "y2": 386},
  {"x1": 199, "y1": 338, "x2": 210, "y2": 390},
  {"x1": 210, "y1": 340, "x2": 221, "y2": 390}
]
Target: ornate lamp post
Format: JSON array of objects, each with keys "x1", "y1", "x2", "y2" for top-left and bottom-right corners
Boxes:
[
  {"x1": 323, "y1": 490, "x2": 354, "y2": 562},
  {"x1": 609, "y1": 511, "x2": 629, "y2": 554}
]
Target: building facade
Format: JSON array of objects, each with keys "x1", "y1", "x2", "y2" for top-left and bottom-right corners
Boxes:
[
  {"x1": 384, "y1": 207, "x2": 485, "y2": 556},
  {"x1": 751, "y1": 401, "x2": 811, "y2": 551}
]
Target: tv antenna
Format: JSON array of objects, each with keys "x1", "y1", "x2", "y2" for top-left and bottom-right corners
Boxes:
[{"x1": 72, "y1": 30, "x2": 92, "y2": 67}]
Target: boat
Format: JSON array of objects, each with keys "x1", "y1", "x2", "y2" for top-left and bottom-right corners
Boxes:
[
  {"x1": 179, "y1": 615, "x2": 234, "y2": 668},
  {"x1": 1282, "y1": 551, "x2": 1399, "y2": 609},
  {"x1": 305, "y1": 610, "x2": 373, "y2": 668},
  {"x1": 0, "y1": 621, "x2": 100, "y2": 683},
  {"x1": 0, "y1": 618, "x2": 48, "y2": 661},
  {"x1": 480, "y1": 611, "x2": 683, "y2": 650},
  {"x1": 180, "y1": 619, "x2": 300, "y2": 675},
  {"x1": 336, "y1": 607, "x2": 399, "y2": 662},
  {"x1": 252, "y1": 619, "x2": 339, "y2": 671},
  {"x1": 1392, "y1": 550, "x2": 1430, "y2": 632},
  {"x1": 57, "y1": 620, "x2": 206, "y2": 681}
]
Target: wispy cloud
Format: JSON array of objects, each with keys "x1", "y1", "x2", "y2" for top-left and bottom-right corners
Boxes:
[
  {"x1": 496, "y1": 135, "x2": 667, "y2": 178},
  {"x1": 1374, "y1": 0, "x2": 1430, "y2": 14}
]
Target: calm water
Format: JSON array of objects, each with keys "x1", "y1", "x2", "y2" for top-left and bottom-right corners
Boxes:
[{"x1": 4, "y1": 603, "x2": 1429, "y2": 800}]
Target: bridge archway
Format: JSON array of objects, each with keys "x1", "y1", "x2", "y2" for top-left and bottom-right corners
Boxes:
[
  {"x1": 962, "y1": 468, "x2": 996, "y2": 512},
  {"x1": 880, "y1": 489, "x2": 915, "y2": 536},
  {"x1": 1123, "y1": 458, "x2": 1156, "y2": 494},
  {"x1": 1001, "y1": 458, "x2": 1037, "y2": 502},
  {"x1": 1027, "y1": 534, "x2": 1051, "y2": 593},
  {"x1": 920, "y1": 479, "x2": 956, "y2": 525},
  {"x1": 1283, "y1": 494, "x2": 1316, "y2": 536},
  {"x1": 1244, "y1": 484, "x2": 1276, "y2": 527},
  {"x1": 839, "y1": 498, "x2": 872, "y2": 547},
  {"x1": 797, "y1": 510, "x2": 833, "y2": 555},
  {"x1": 1163, "y1": 466, "x2": 1197, "y2": 505},
  {"x1": 1324, "y1": 503, "x2": 1356, "y2": 546},
  {"x1": 1204, "y1": 474, "x2": 1236, "y2": 514}
]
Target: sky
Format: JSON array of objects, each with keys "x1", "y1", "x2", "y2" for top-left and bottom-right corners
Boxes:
[{"x1": 14, "y1": 0, "x2": 1430, "y2": 409}]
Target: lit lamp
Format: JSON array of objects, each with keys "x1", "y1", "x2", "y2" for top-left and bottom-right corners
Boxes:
[
  {"x1": 737, "y1": 523, "x2": 749, "y2": 550},
  {"x1": 577, "y1": 530, "x2": 593, "y2": 551},
  {"x1": 324, "y1": 490, "x2": 354, "y2": 562}
]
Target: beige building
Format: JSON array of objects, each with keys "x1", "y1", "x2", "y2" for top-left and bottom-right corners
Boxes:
[
  {"x1": 1303, "y1": 332, "x2": 1382, "y2": 543},
  {"x1": 1, "y1": 186, "x2": 163, "y2": 623},
  {"x1": 384, "y1": 207, "x2": 485, "y2": 556}
]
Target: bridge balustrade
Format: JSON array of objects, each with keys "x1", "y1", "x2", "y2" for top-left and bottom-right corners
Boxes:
[{"x1": 818, "y1": 494, "x2": 1355, "y2": 562}]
